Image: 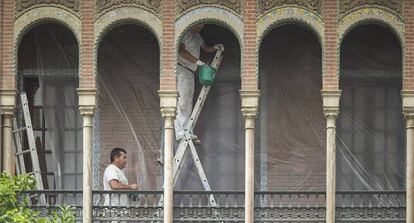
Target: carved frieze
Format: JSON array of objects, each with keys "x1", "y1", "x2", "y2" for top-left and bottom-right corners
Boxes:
[
  {"x1": 339, "y1": 0, "x2": 402, "y2": 18},
  {"x1": 96, "y1": 0, "x2": 161, "y2": 15},
  {"x1": 258, "y1": 0, "x2": 322, "y2": 17},
  {"x1": 16, "y1": 0, "x2": 80, "y2": 17},
  {"x1": 177, "y1": 0, "x2": 242, "y2": 18}
]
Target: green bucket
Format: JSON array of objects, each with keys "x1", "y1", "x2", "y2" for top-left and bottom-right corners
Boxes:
[{"x1": 198, "y1": 65, "x2": 216, "y2": 86}]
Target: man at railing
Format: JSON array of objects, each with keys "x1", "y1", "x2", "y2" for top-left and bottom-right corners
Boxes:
[{"x1": 103, "y1": 147, "x2": 139, "y2": 206}]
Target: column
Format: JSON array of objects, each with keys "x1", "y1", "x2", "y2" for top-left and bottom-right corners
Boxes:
[
  {"x1": 0, "y1": 89, "x2": 16, "y2": 172},
  {"x1": 159, "y1": 90, "x2": 177, "y2": 223},
  {"x1": 403, "y1": 90, "x2": 414, "y2": 223},
  {"x1": 241, "y1": 90, "x2": 260, "y2": 223},
  {"x1": 321, "y1": 90, "x2": 340, "y2": 223},
  {"x1": 78, "y1": 88, "x2": 97, "y2": 223}
]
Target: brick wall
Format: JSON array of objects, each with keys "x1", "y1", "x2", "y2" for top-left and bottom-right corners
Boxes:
[
  {"x1": 242, "y1": 0, "x2": 258, "y2": 90},
  {"x1": 405, "y1": 0, "x2": 414, "y2": 90},
  {"x1": 322, "y1": 0, "x2": 339, "y2": 90},
  {"x1": 79, "y1": 0, "x2": 95, "y2": 89},
  {"x1": 1, "y1": 0, "x2": 15, "y2": 90},
  {"x1": 160, "y1": 0, "x2": 176, "y2": 91}
]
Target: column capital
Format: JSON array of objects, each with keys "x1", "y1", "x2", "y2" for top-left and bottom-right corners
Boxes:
[
  {"x1": 77, "y1": 88, "x2": 97, "y2": 116},
  {"x1": 0, "y1": 89, "x2": 17, "y2": 115},
  {"x1": 321, "y1": 90, "x2": 341, "y2": 118},
  {"x1": 402, "y1": 90, "x2": 414, "y2": 119},
  {"x1": 158, "y1": 90, "x2": 178, "y2": 118},
  {"x1": 240, "y1": 90, "x2": 260, "y2": 119}
]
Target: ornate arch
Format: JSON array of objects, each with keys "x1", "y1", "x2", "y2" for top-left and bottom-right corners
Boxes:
[
  {"x1": 175, "y1": 6, "x2": 243, "y2": 46},
  {"x1": 94, "y1": 6, "x2": 162, "y2": 77},
  {"x1": 14, "y1": 6, "x2": 81, "y2": 75},
  {"x1": 257, "y1": 7, "x2": 324, "y2": 48},
  {"x1": 338, "y1": 8, "x2": 404, "y2": 45}
]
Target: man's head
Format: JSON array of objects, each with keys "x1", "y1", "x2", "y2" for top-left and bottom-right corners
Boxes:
[
  {"x1": 190, "y1": 24, "x2": 204, "y2": 34},
  {"x1": 110, "y1": 147, "x2": 127, "y2": 169}
]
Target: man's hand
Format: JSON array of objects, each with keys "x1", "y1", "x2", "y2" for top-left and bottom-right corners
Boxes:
[
  {"x1": 129, "y1": 183, "x2": 139, "y2": 190},
  {"x1": 213, "y1": 44, "x2": 224, "y2": 51},
  {"x1": 196, "y1": 60, "x2": 206, "y2": 66}
]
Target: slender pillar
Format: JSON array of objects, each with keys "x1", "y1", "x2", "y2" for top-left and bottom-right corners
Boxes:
[
  {"x1": 78, "y1": 89, "x2": 97, "y2": 223},
  {"x1": 402, "y1": 91, "x2": 414, "y2": 223},
  {"x1": 321, "y1": 90, "x2": 340, "y2": 223},
  {"x1": 244, "y1": 117, "x2": 255, "y2": 223},
  {"x1": 1, "y1": 90, "x2": 16, "y2": 172},
  {"x1": 2, "y1": 113, "x2": 13, "y2": 172},
  {"x1": 159, "y1": 90, "x2": 178, "y2": 223},
  {"x1": 407, "y1": 115, "x2": 414, "y2": 223},
  {"x1": 240, "y1": 90, "x2": 260, "y2": 223}
]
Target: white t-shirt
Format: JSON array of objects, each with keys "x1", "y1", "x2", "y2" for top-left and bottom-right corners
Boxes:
[
  {"x1": 178, "y1": 30, "x2": 205, "y2": 72},
  {"x1": 103, "y1": 164, "x2": 129, "y2": 206}
]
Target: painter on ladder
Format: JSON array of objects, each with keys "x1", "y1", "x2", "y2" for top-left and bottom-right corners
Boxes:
[{"x1": 176, "y1": 24, "x2": 224, "y2": 144}]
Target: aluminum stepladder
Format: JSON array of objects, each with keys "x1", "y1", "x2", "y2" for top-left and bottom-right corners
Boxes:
[
  {"x1": 159, "y1": 49, "x2": 224, "y2": 211},
  {"x1": 13, "y1": 92, "x2": 46, "y2": 204}
]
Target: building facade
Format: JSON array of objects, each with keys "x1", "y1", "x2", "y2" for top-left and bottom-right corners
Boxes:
[{"x1": 1, "y1": 0, "x2": 414, "y2": 222}]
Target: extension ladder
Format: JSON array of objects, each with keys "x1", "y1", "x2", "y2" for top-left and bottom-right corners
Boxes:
[{"x1": 12, "y1": 92, "x2": 46, "y2": 203}]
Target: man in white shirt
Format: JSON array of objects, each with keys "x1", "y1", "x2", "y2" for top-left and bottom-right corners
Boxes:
[
  {"x1": 103, "y1": 147, "x2": 138, "y2": 206},
  {"x1": 176, "y1": 24, "x2": 224, "y2": 143}
]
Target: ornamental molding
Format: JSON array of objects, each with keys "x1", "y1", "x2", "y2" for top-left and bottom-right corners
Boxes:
[
  {"x1": 16, "y1": 0, "x2": 80, "y2": 19},
  {"x1": 176, "y1": 0, "x2": 242, "y2": 19},
  {"x1": 257, "y1": 0, "x2": 322, "y2": 18},
  {"x1": 94, "y1": 6, "x2": 162, "y2": 77},
  {"x1": 175, "y1": 6, "x2": 243, "y2": 46},
  {"x1": 14, "y1": 6, "x2": 81, "y2": 77},
  {"x1": 339, "y1": 0, "x2": 402, "y2": 20},
  {"x1": 257, "y1": 7, "x2": 324, "y2": 46},
  {"x1": 338, "y1": 7, "x2": 404, "y2": 44},
  {"x1": 96, "y1": 0, "x2": 161, "y2": 19}
]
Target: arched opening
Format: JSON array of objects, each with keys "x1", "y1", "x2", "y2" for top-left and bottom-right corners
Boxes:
[
  {"x1": 258, "y1": 24, "x2": 324, "y2": 190},
  {"x1": 337, "y1": 24, "x2": 404, "y2": 191},
  {"x1": 17, "y1": 23, "x2": 80, "y2": 190},
  {"x1": 175, "y1": 23, "x2": 242, "y2": 190},
  {"x1": 97, "y1": 24, "x2": 160, "y2": 190}
]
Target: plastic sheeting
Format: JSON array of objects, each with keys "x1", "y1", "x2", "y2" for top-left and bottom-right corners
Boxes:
[
  {"x1": 16, "y1": 22, "x2": 405, "y2": 192},
  {"x1": 337, "y1": 25, "x2": 405, "y2": 191},
  {"x1": 18, "y1": 23, "x2": 81, "y2": 190},
  {"x1": 259, "y1": 25, "x2": 325, "y2": 190}
]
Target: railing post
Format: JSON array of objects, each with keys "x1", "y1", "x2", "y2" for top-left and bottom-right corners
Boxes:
[
  {"x1": 78, "y1": 88, "x2": 97, "y2": 223},
  {"x1": 159, "y1": 90, "x2": 178, "y2": 223},
  {"x1": 0, "y1": 89, "x2": 16, "y2": 173},
  {"x1": 240, "y1": 90, "x2": 260, "y2": 223},
  {"x1": 321, "y1": 90, "x2": 340, "y2": 223},
  {"x1": 403, "y1": 90, "x2": 414, "y2": 223}
]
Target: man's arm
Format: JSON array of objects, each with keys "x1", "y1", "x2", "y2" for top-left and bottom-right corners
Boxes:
[
  {"x1": 109, "y1": 179, "x2": 139, "y2": 190},
  {"x1": 179, "y1": 43, "x2": 199, "y2": 63},
  {"x1": 201, "y1": 43, "x2": 215, "y2": 53}
]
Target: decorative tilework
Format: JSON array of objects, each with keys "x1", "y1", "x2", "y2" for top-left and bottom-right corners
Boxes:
[
  {"x1": 14, "y1": 7, "x2": 81, "y2": 76},
  {"x1": 96, "y1": 0, "x2": 161, "y2": 18},
  {"x1": 258, "y1": 0, "x2": 322, "y2": 18},
  {"x1": 16, "y1": 0, "x2": 80, "y2": 18},
  {"x1": 175, "y1": 7, "x2": 243, "y2": 46},
  {"x1": 339, "y1": 0, "x2": 402, "y2": 19},
  {"x1": 257, "y1": 7, "x2": 324, "y2": 46},
  {"x1": 338, "y1": 7, "x2": 404, "y2": 44},
  {"x1": 176, "y1": 0, "x2": 242, "y2": 18}
]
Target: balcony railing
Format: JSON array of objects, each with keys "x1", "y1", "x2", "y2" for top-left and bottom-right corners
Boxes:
[
  {"x1": 255, "y1": 191, "x2": 325, "y2": 222},
  {"x1": 336, "y1": 190, "x2": 405, "y2": 222},
  {"x1": 20, "y1": 190, "x2": 405, "y2": 222}
]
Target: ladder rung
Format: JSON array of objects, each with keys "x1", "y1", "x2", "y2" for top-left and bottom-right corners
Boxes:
[
  {"x1": 12, "y1": 127, "x2": 27, "y2": 133},
  {"x1": 16, "y1": 150, "x2": 31, "y2": 156}
]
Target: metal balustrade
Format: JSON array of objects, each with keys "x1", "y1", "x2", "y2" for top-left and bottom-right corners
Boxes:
[
  {"x1": 336, "y1": 190, "x2": 405, "y2": 222},
  {"x1": 19, "y1": 190, "x2": 406, "y2": 222},
  {"x1": 255, "y1": 191, "x2": 326, "y2": 222}
]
